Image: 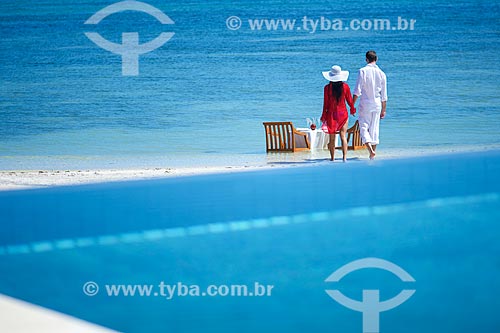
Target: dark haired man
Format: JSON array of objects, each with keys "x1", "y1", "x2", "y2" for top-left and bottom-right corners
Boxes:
[{"x1": 353, "y1": 50, "x2": 387, "y2": 160}]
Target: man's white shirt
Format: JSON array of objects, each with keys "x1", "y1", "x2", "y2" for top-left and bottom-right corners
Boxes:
[{"x1": 353, "y1": 63, "x2": 387, "y2": 112}]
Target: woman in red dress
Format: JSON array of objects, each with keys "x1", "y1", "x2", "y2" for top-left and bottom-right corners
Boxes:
[{"x1": 320, "y1": 65, "x2": 356, "y2": 162}]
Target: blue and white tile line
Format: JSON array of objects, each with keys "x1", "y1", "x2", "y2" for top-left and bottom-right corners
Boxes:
[{"x1": 1, "y1": 192, "x2": 498, "y2": 256}]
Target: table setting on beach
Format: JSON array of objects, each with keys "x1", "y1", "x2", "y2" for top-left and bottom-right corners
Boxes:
[{"x1": 295, "y1": 118, "x2": 337, "y2": 150}]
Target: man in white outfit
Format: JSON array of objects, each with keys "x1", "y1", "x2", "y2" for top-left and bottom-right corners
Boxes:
[{"x1": 353, "y1": 50, "x2": 387, "y2": 160}]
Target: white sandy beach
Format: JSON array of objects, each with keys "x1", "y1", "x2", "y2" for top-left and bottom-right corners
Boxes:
[
  {"x1": 0, "y1": 150, "x2": 338, "y2": 191},
  {"x1": 1, "y1": 145, "x2": 499, "y2": 191},
  {"x1": 0, "y1": 165, "x2": 282, "y2": 191}
]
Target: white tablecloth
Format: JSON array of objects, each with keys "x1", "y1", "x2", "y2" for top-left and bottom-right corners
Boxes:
[{"x1": 296, "y1": 128, "x2": 337, "y2": 150}]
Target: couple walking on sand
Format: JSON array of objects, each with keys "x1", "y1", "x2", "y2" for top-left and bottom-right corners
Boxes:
[{"x1": 320, "y1": 50, "x2": 387, "y2": 161}]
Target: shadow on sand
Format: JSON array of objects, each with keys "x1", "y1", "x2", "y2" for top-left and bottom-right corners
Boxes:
[{"x1": 268, "y1": 157, "x2": 363, "y2": 165}]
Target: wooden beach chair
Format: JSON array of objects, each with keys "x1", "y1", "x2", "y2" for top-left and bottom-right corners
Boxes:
[
  {"x1": 263, "y1": 122, "x2": 310, "y2": 152},
  {"x1": 335, "y1": 120, "x2": 365, "y2": 150}
]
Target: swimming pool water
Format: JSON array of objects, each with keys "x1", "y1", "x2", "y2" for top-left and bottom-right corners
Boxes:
[{"x1": 0, "y1": 151, "x2": 499, "y2": 332}]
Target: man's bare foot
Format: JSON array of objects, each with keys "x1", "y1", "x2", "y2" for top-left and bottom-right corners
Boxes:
[{"x1": 369, "y1": 152, "x2": 376, "y2": 160}]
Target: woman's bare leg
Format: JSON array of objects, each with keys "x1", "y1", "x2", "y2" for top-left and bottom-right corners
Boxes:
[
  {"x1": 340, "y1": 121, "x2": 348, "y2": 162},
  {"x1": 328, "y1": 134, "x2": 336, "y2": 161}
]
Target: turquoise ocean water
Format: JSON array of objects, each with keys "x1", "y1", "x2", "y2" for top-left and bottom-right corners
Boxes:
[{"x1": 1, "y1": 0, "x2": 499, "y2": 169}]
